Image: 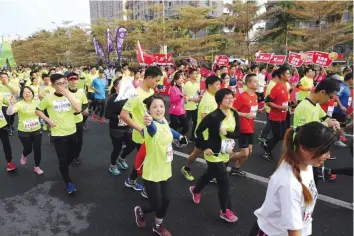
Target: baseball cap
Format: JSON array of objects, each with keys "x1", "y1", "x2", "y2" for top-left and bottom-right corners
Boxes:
[{"x1": 67, "y1": 72, "x2": 79, "y2": 80}]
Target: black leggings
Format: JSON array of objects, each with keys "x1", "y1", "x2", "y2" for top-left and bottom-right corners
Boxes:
[
  {"x1": 18, "y1": 130, "x2": 42, "y2": 166},
  {"x1": 2, "y1": 106, "x2": 15, "y2": 128},
  {"x1": 142, "y1": 178, "x2": 172, "y2": 219},
  {"x1": 93, "y1": 99, "x2": 105, "y2": 118},
  {"x1": 265, "y1": 120, "x2": 287, "y2": 153},
  {"x1": 52, "y1": 133, "x2": 78, "y2": 184},
  {"x1": 110, "y1": 128, "x2": 135, "y2": 165},
  {"x1": 170, "y1": 114, "x2": 189, "y2": 135},
  {"x1": 129, "y1": 142, "x2": 142, "y2": 181},
  {"x1": 260, "y1": 113, "x2": 272, "y2": 140},
  {"x1": 75, "y1": 122, "x2": 84, "y2": 158},
  {"x1": 186, "y1": 109, "x2": 198, "y2": 141},
  {"x1": 249, "y1": 222, "x2": 268, "y2": 236},
  {"x1": 0, "y1": 126, "x2": 12, "y2": 162},
  {"x1": 193, "y1": 161, "x2": 231, "y2": 213}
]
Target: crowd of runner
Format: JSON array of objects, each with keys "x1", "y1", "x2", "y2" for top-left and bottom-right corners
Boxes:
[{"x1": 0, "y1": 60, "x2": 353, "y2": 236}]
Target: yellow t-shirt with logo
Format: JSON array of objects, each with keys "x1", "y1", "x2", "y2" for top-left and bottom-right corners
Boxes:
[
  {"x1": 298, "y1": 76, "x2": 314, "y2": 101},
  {"x1": 184, "y1": 80, "x2": 200, "y2": 111},
  {"x1": 71, "y1": 89, "x2": 88, "y2": 123},
  {"x1": 40, "y1": 85, "x2": 56, "y2": 98},
  {"x1": 196, "y1": 91, "x2": 217, "y2": 138},
  {"x1": 123, "y1": 87, "x2": 154, "y2": 144},
  {"x1": 0, "y1": 95, "x2": 8, "y2": 129},
  {"x1": 37, "y1": 94, "x2": 76, "y2": 136},
  {"x1": 86, "y1": 74, "x2": 96, "y2": 93},
  {"x1": 0, "y1": 82, "x2": 19, "y2": 106},
  {"x1": 143, "y1": 121, "x2": 173, "y2": 182},
  {"x1": 9, "y1": 78, "x2": 20, "y2": 87},
  {"x1": 13, "y1": 100, "x2": 41, "y2": 132},
  {"x1": 205, "y1": 110, "x2": 236, "y2": 163},
  {"x1": 265, "y1": 80, "x2": 277, "y2": 113}
]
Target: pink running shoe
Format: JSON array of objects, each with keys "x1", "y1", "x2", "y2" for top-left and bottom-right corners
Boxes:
[
  {"x1": 34, "y1": 167, "x2": 44, "y2": 175},
  {"x1": 189, "y1": 186, "x2": 201, "y2": 204},
  {"x1": 220, "y1": 209, "x2": 238, "y2": 223},
  {"x1": 20, "y1": 154, "x2": 27, "y2": 165},
  {"x1": 134, "y1": 206, "x2": 146, "y2": 228},
  {"x1": 153, "y1": 224, "x2": 171, "y2": 236}
]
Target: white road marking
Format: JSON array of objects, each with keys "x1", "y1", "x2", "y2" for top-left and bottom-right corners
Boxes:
[{"x1": 173, "y1": 150, "x2": 354, "y2": 211}]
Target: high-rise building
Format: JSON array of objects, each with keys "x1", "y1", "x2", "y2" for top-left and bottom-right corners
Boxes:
[{"x1": 90, "y1": 0, "x2": 126, "y2": 24}]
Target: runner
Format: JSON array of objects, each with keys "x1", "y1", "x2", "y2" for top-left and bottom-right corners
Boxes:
[
  {"x1": 190, "y1": 88, "x2": 239, "y2": 223},
  {"x1": 261, "y1": 66, "x2": 290, "y2": 162},
  {"x1": 169, "y1": 72, "x2": 189, "y2": 136},
  {"x1": 250, "y1": 122, "x2": 337, "y2": 236},
  {"x1": 6, "y1": 86, "x2": 43, "y2": 174},
  {"x1": 105, "y1": 77, "x2": 135, "y2": 176},
  {"x1": 67, "y1": 72, "x2": 89, "y2": 164},
  {"x1": 181, "y1": 75, "x2": 221, "y2": 181},
  {"x1": 230, "y1": 74, "x2": 258, "y2": 176},
  {"x1": 297, "y1": 67, "x2": 314, "y2": 104},
  {"x1": 220, "y1": 73, "x2": 230, "y2": 89},
  {"x1": 35, "y1": 73, "x2": 82, "y2": 194},
  {"x1": 86, "y1": 67, "x2": 97, "y2": 113},
  {"x1": 183, "y1": 69, "x2": 200, "y2": 142},
  {"x1": 90, "y1": 69, "x2": 108, "y2": 123},
  {"x1": 134, "y1": 94, "x2": 185, "y2": 236},
  {"x1": 120, "y1": 66, "x2": 162, "y2": 192}
]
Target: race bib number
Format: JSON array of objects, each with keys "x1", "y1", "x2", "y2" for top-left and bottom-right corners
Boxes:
[
  {"x1": 250, "y1": 105, "x2": 258, "y2": 117},
  {"x1": 282, "y1": 102, "x2": 288, "y2": 113},
  {"x1": 348, "y1": 97, "x2": 352, "y2": 107},
  {"x1": 166, "y1": 144, "x2": 173, "y2": 162},
  {"x1": 118, "y1": 116, "x2": 127, "y2": 127},
  {"x1": 0, "y1": 111, "x2": 4, "y2": 120},
  {"x1": 327, "y1": 106, "x2": 334, "y2": 117},
  {"x1": 53, "y1": 99, "x2": 71, "y2": 112},
  {"x1": 23, "y1": 118, "x2": 40, "y2": 131},
  {"x1": 220, "y1": 139, "x2": 235, "y2": 154}
]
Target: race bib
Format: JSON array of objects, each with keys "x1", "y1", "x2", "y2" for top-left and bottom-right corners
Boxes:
[
  {"x1": 166, "y1": 144, "x2": 173, "y2": 162},
  {"x1": 250, "y1": 105, "x2": 258, "y2": 117},
  {"x1": 23, "y1": 118, "x2": 40, "y2": 131},
  {"x1": 52, "y1": 99, "x2": 71, "y2": 112},
  {"x1": 327, "y1": 106, "x2": 334, "y2": 117},
  {"x1": 118, "y1": 116, "x2": 127, "y2": 127},
  {"x1": 0, "y1": 111, "x2": 4, "y2": 120},
  {"x1": 282, "y1": 102, "x2": 288, "y2": 113},
  {"x1": 220, "y1": 139, "x2": 235, "y2": 154},
  {"x1": 348, "y1": 97, "x2": 352, "y2": 107}
]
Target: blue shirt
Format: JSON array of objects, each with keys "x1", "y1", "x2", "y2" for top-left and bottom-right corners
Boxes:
[
  {"x1": 334, "y1": 81, "x2": 351, "y2": 114},
  {"x1": 92, "y1": 78, "x2": 107, "y2": 100}
]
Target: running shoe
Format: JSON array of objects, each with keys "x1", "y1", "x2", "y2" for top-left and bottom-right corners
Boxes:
[
  {"x1": 73, "y1": 158, "x2": 82, "y2": 164},
  {"x1": 34, "y1": 167, "x2": 44, "y2": 175},
  {"x1": 220, "y1": 209, "x2": 238, "y2": 223},
  {"x1": 340, "y1": 135, "x2": 347, "y2": 142},
  {"x1": 125, "y1": 178, "x2": 144, "y2": 191},
  {"x1": 141, "y1": 188, "x2": 148, "y2": 199},
  {"x1": 189, "y1": 186, "x2": 201, "y2": 204},
  {"x1": 210, "y1": 178, "x2": 217, "y2": 183},
  {"x1": 92, "y1": 114, "x2": 97, "y2": 120},
  {"x1": 117, "y1": 157, "x2": 128, "y2": 170},
  {"x1": 230, "y1": 167, "x2": 247, "y2": 177},
  {"x1": 153, "y1": 224, "x2": 171, "y2": 236},
  {"x1": 262, "y1": 152, "x2": 274, "y2": 162},
  {"x1": 335, "y1": 140, "x2": 347, "y2": 147},
  {"x1": 67, "y1": 183, "x2": 76, "y2": 195},
  {"x1": 6, "y1": 162, "x2": 17, "y2": 172},
  {"x1": 83, "y1": 124, "x2": 89, "y2": 131},
  {"x1": 260, "y1": 140, "x2": 268, "y2": 149},
  {"x1": 20, "y1": 154, "x2": 28, "y2": 165},
  {"x1": 109, "y1": 165, "x2": 121, "y2": 176},
  {"x1": 99, "y1": 117, "x2": 104, "y2": 123},
  {"x1": 134, "y1": 206, "x2": 146, "y2": 228},
  {"x1": 181, "y1": 166, "x2": 194, "y2": 181}
]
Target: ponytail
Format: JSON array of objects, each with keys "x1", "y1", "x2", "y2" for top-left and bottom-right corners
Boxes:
[{"x1": 279, "y1": 127, "x2": 313, "y2": 205}]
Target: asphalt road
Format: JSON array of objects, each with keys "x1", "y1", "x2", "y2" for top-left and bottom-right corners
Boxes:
[{"x1": 0, "y1": 96, "x2": 352, "y2": 236}]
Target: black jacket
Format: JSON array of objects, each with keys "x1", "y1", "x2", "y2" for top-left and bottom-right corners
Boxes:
[
  {"x1": 105, "y1": 94, "x2": 129, "y2": 129},
  {"x1": 196, "y1": 108, "x2": 240, "y2": 155}
]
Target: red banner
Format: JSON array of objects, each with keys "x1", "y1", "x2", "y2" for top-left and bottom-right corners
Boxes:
[
  {"x1": 303, "y1": 51, "x2": 314, "y2": 65},
  {"x1": 256, "y1": 53, "x2": 273, "y2": 63},
  {"x1": 269, "y1": 55, "x2": 286, "y2": 65},
  {"x1": 215, "y1": 55, "x2": 229, "y2": 66},
  {"x1": 152, "y1": 54, "x2": 173, "y2": 65},
  {"x1": 287, "y1": 52, "x2": 305, "y2": 67},
  {"x1": 136, "y1": 41, "x2": 156, "y2": 65},
  {"x1": 312, "y1": 51, "x2": 338, "y2": 67}
]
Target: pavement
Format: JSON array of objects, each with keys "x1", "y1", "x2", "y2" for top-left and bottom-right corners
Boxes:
[{"x1": 0, "y1": 97, "x2": 353, "y2": 236}]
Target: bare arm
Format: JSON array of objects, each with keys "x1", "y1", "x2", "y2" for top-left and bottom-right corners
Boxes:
[{"x1": 120, "y1": 109, "x2": 142, "y2": 132}]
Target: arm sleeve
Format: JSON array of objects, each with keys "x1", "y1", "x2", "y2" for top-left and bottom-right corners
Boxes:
[{"x1": 146, "y1": 122, "x2": 157, "y2": 137}]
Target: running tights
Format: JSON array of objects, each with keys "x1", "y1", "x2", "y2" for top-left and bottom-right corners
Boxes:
[
  {"x1": 142, "y1": 178, "x2": 172, "y2": 219},
  {"x1": 193, "y1": 161, "x2": 231, "y2": 213},
  {"x1": 110, "y1": 129, "x2": 135, "y2": 165},
  {"x1": 0, "y1": 126, "x2": 12, "y2": 162},
  {"x1": 186, "y1": 109, "x2": 198, "y2": 141},
  {"x1": 260, "y1": 113, "x2": 272, "y2": 140},
  {"x1": 18, "y1": 130, "x2": 42, "y2": 166},
  {"x1": 170, "y1": 114, "x2": 189, "y2": 136},
  {"x1": 265, "y1": 120, "x2": 287, "y2": 153},
  {"x1": 75, "y1": 122, "x2": 84, "y2": 158},
  {"x1": 93, "y1": 99, "x2": 105, "y2": 118},
  {"x1": 2, "y1": 106, "x2": 15, "y2": 128}
]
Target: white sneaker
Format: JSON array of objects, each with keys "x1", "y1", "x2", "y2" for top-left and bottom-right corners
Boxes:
[
  {"x1": 336, "y1": 140, "x2": 347, "y2": 147},
  {"x1": 34, "y1": 167, "x2": 44, "y2": 175}
]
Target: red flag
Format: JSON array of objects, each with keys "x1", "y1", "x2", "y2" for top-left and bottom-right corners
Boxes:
[
  {"x1": 153, "y1": 54, "x2": 174, "y2": 65},
  {"x1": 287, "y1": 52, "x2": 305, "y2": 67},
  {"x1": 256, "y1": 53, "x2": 273, "y2": 63},
  {"x1": 303, "y1": 51, "x2": 314, "y2": 65},
  {"x1": 312, "y1": 51, "x2": 338, "y2": 67},
  {"x1": 135, "y1": 41, "x2": 156, "y2": 65},
  {"x1": 269, "y1": 55, "x2": 286, "y2": 65}
]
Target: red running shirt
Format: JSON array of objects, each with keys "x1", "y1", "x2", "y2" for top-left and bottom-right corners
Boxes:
[
  {"x1": 233, "y1": 91, "x2": 258, "y2": 133},
  {"x1": 268, "y1": 83, "x2": 289, "y2": 121},
  {"x1": 320, "y1": 98, "x2": 335, "y2": 117}
]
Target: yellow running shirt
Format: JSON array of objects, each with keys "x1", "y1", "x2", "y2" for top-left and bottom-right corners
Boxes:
[
  {"x1": 143, "y1": 121, "x2": 173, "y2": 182},
  {"x1": 86, "y1": 74, "x2": 96, "y2": 93},
  {"x1": 298, "y1": 76, "x2": 314, "y2": 101},
  {"x1": 184, "y1": 80, "x2": 200, "y2": 111},
  {"x1": 71, "y1": 88, "x2": 88, "y2": 123},
  {"x1": 0, "y1": 94, "x2": 8, "y2": 129},
  {"x1": 123, "y1": 87, "x2": 154, "y2": 144},
  {"x1": 196, "y1": 91, "x2": 217, "y2": 138},
  {"x1": 204, "y1": 110, "x2": 236, "y2": 163},
  {"x1": 13, "y1": 100, "x2": 41, "y2": 132},
  {"x1": 37, "y1": 94, "x2": 76, "y2": 136},
  {"x1": 30, "y1": 85, "x2": 40, "y2": 101}
]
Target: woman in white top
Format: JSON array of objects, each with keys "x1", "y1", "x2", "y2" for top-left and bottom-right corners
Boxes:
[{"x1": 250, "y1": 122, "x2": 337, "y2": 236}]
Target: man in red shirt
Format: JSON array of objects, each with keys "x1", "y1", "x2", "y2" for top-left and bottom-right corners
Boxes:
[
  {"x1": 230, "y1": 74, "x2": 259, "y2": 176},
  {"x1": 261, "y1": 66, "x2": 290, "y2": 161}
]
